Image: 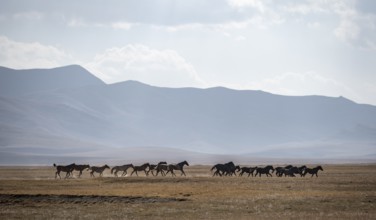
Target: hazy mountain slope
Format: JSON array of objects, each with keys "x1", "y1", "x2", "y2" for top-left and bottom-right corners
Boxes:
[
  {"x1": 0, "y1": 65, "x2": 375, "y2": 164},
  {"x1": 0, "y1": 65, "x2": 104, "y2": 96}
]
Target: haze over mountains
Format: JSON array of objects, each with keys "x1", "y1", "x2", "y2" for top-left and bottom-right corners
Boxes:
[{"x1": 0, "y1": 65, "x2": 375, "y2": 165}]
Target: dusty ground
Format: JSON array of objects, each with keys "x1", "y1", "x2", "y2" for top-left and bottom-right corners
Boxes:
[{"x1": 0, "y1": 164, "x2": 375, "y2": 219}]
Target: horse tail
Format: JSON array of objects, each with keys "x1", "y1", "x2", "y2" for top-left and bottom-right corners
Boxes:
[{"x1": 211, "y1": 165, "x2": 216, "y2": 171}]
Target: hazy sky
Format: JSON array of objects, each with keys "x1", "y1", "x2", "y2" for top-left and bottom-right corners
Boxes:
[{"x1": 1, "y1": 0, "x2": 375, "y2": 105}]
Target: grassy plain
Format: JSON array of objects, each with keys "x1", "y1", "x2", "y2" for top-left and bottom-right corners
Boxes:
[{"x1": 0, "y1": 164, "x2": 375, "y2": 219}]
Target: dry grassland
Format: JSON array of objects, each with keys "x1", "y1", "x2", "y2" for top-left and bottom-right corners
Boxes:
[{"x1": 0, "y1": 164, "x2": 375, "y2": 219}]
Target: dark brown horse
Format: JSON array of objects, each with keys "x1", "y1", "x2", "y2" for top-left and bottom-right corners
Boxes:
[
  {"x1": 71, "y1": 164, "x2": 90, "y2": 178},
  {"x1": 53, "y1": 163, "x2": 75, "y2": 179},
  {"x1": 147, "y1": 161, "x2": 167, "y2": 176},
  {"x1": 111, "y1": 164, "x2": 134, "y2": 177},
  {"x1": 255, "y1": 165, "x2": 274, "y2": 177},
  {"x1": 239, "y1": 166, "x2": 258, "y2": 177},
  {"x1": 90, "y1": 165, "x2": 110, "y2": 177},
  {"x1": 165, "y1": 161, "x2": 189, "y2": 176},
  {"x1": 131, "y1": 163, "x2": 150, "y2": 176},
  {"x1": 155, "y1": 163, "x2": 169, "y2": 176},
  {"x1": 303, "y1": 166, "x2": 323, "y2": 177}
]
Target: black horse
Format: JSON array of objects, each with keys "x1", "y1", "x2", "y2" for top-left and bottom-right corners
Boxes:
[
  {"x1": 239, "y1": 166, "x2": 258, "y2": 177},
  {"x1": 297, "y1": 165, "x2": 307, "y2": 177},
  {"x1": 53, "y1": 163, "x2": 75, "y2": 179},
  {"x1": 71, "y1": 164, "x2": 90, "y2": 178},
  {"x1": 275, "y1": 167, "x2": 285, "y2": 177},
  {"x1": 147, "y1": 161, "x2": 167, "y2": 176},
  {"x1": 210, "y1": 161, "x2": 235, "y2": 176},
  {"x1": 303, "y1": 166, "x2": 323, "y2": 177},
  {"x1": 165, "y1": 161, "x2": 189, "y2": 176},
  {"x1": 211, "y1": 162, "x2": 236, "y2": 177},
  {"x1": 131, "y1": 163, "x2": 150, "y2": 176},
  {"x1": 283, "y1": 166, "x2": 300, "y2": 177},
  {"x1": 255, "y1": 165, "x2": 274, "y2": 177},
  {"x1": 211, "y1": 164, "x2": 228, "y2": 177},
  {"x1": 111, "y1": 164, "x2": 134, "y2": 177},
  {"x1": 90, "y1": 165, "x2": 110, "y2": 177}
]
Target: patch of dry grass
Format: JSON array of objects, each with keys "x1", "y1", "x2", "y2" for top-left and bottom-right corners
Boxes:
[{"x1": 0, "y1": 164, "x2": 375, "y2": 219}]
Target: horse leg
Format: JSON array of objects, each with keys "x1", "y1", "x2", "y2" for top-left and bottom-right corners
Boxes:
[
  {"x1": 181, "y1": 169, "x2": 186, "y2": 176},
  {"x1": 122, "y1": 171, "x2": 127, "y2": 177},
  {"x1": 56, "y1": 171, "x2": 61, "y2": 179}
]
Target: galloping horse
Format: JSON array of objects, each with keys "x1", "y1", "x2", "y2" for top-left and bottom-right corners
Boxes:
[
  {"x1": 165, "y1": 161, "x2": 189, "y2": 176},
  {"x1": 211, "y1": 163, "x2": 229, "y2": 177},
  {"x1": 211, "y1": 162, "x2": 236, "y2": 177},
  {"x1": 71, "y1": 164, "x2": 90, "y2": 178},
  {"x1": 90, "y1": 165, "x2": 110, "y2": 177},
  {"x1": 275, "y1": 167, "x2": 285, "y2": 177},
  {"x1": 283, "y1": 166, "x2": 300, "y2": 177},
  {"x1": 53, "y1": 163, "x2": 75, "y2": 179},
  {"x1": 255, "y1": 165, "x2": 274, "y2": 177},
  {"x1": 239, "y1": 166, "x2": 258, "y2": 177},
  {"x1": 131, "y1": 163, "x2": 150, "y2": 176},
  {"x1": 303, "y1": 166, "x2": 323, "y2": 177},
  {"x1": 147, "y1": 161, "x2": 167, "y2": 176},
  {"x1": 298, "y1": 165, "x2": 307, "y2": 177},
  {"x1": 155, "y1": 163, "x2": 169, "y2": 176},
  {"x1": 111, "y1": 164, "x2": 134, "y2": 177}
]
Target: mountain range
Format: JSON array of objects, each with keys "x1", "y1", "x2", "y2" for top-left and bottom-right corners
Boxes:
[{"x1": 0, "y1": 65, "x2": 375, "y2": 165}]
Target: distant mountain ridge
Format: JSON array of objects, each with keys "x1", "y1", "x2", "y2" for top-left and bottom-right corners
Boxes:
[
  {"x1": 0, "y1": 65, "x2": 375, "y2": 164},
  {"x1": 0, "y1": 65, "x2": 104, "y2": 96}
]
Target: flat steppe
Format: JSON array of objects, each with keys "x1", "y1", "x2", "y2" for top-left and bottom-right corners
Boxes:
[{"x1": 0, "y1": 164, "x2": 375, "y2": 219}]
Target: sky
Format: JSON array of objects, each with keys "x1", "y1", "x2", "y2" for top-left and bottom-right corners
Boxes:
[{"x1": 0, "y1": 0, "x2": 375, "y2": 105}]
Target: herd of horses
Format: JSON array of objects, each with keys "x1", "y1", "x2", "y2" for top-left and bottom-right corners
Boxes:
[
  {"x1": 53, "y1": 161, "x2": 189, "y2": 179},
  {"x1": 53, "y1": 161, "x2": 323, "y2": 179},
  {"x1": 211, "y1": 162, "x2": 324, "y2": 178}
]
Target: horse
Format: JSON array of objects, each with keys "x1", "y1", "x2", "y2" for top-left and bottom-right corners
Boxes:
[
  {"x1": 275, "y1": 167, "x2": 285, "y2": 177},
  {"x1": 111, "y1": 164, "x2": 134, "y2": 177},
  {"x1": 283, "y1": 166, "x2": 301, "y2": 177},
  {"x1": 70, "y1": 164, "x2": 90, "y2": 178},
  {"x1": 255, "y1": 165, "x2": 274, "y2": 177},
  {"x1": 147, "y1": 161, "x2": 167, "y2": 176},
  {"x1": 53, "y1": 163, "x2": 75, "y2": 179},
  {"x1": 90, "y1": 165, "x2": 110, "y2": 177},
  {"x1": 165, "y1": 161, "x2": 189, "y2": 176},
  {"x1": 229, "y1": 165, "x2": 241, "y2": 176},
  {"x1": 284, "y1": 165, "x2": 293, "y2": 169},
  {"x1": 303, "y1": 166, "x2": 323, "y2": 177},
  {"x1": 211, "y1": 164, "x2": 228, "y2": 177},
  {"x1": 211, "y1": 162, "x2": 236, "y2": 177},
  {"x1": 155, "y1": 163, "x2": 169, "y2": 176},
  {"x1": 239, "y1": 166, "x2": 258, "y2": 177},
  {"x1": 131, "y1": 163, "x2": 150, "y2": 176},
  {"x1": 298, "y1": 165, "x2": 307, "y2": 177}
]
